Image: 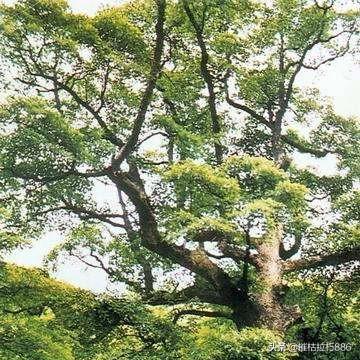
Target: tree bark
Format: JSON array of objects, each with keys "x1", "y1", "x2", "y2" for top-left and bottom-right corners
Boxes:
[{"x1": 231, "y1": 227, "x2": 300, "y2": 331}]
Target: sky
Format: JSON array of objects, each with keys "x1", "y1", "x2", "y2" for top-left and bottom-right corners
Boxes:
[
  {"x1": 3, "y1": 0, "x2": 360, "y2": 292},
  {"x1": 68, "y1": 0, "x2": 125, "y2": 15}
]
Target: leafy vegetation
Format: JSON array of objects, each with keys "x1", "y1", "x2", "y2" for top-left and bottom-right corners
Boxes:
[{"x1": 0, "y1": 0, "x2": 359, "y2": 358}]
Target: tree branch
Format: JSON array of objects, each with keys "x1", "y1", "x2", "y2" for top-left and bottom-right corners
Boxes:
[
  {"x1": 183, "y1": 0, "x2": 223, "y2": 164},
  {"x1": 146, "y1": 283, "x2": 228, "y2": 306},
  {"x1": 69, "y1": 250, "x2": 112, "y2": 274},
  {"x1": 284, "y1": 28, "x2": 354, "y2": 108},
  {"x1": 9, "y1": 168, "x2": 107, "y2": 184},
  {"x1": 118, "y1": 189, "x2": 154, "y2": 295},
  {"x1": 218, "y1": 240, "x2": 259, "y2": 269},
  {"x1": 280, "y1": 134, "x2": 331, "y2": 157},
  {"x1": 61, "y1": 201, "x2": 126, "y2": 229},
  {"x1": 97, "y1": 61, "x2": 112, "y2": 112},
  {"x1": 283, "y1": 247, "x2": 360, "y2": 272},
  {"x1": 27, "y1": 70, "x2": 122, "y2": 147},
  {"x1": 225, "y1": 85, "x2": 332, "y2": 157},
  {"x1": 109, "y1": 170, "x2": 241, "y2": 304},
  {"x1": 112, "y1": 0, "x2": 166, "y2": 168},
  {"x1": 279, "y1": 234, "x2": 302, "y2": 260}
]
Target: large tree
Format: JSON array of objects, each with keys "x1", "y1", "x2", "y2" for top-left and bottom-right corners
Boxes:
[{"x1": 0, "y1": 0, "x2": 359, "y2": 340}]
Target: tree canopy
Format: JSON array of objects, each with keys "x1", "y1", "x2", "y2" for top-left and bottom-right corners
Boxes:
[{"x1": 0, "y1": 0, "x2": 359, "y2": 359}]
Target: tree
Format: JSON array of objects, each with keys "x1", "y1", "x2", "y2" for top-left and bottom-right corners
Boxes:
[
  {"x1": 0, "y1": 0, "x2": 359, "y2": 345},
  {"x1": 0, "y1": 262, "x2": 184, "y2": 359}
]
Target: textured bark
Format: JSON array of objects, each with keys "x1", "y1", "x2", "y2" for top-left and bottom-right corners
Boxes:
[
  {"x1": 232, "y1": 227, "x2": 300, "y2": 331},
  {"x1": 255, "y1": 243, "x2": 284, "y2": 328}
]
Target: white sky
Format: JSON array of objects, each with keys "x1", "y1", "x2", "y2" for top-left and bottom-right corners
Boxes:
[
  {"x1": 68, "y1": 0, "x2": 125, "y2": 15},
  {"x1": 4, "y1": 0, "x2": 360, "y2": 292}
]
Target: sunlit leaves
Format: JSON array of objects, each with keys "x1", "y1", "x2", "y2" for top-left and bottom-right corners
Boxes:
[
  {"x1": 0, "y1": 315, "x2": 76, "y2": 360},
  {"x1": 182, "y1": 324, "x2": 289, "y2": 360},
  {"x1": 163, "y1": 160, "x2": 240, "y2": 215},
  {"x1": 274, "y1": 180, "x2": 307, "y2": 210},
  {"x1": 93, "y1": 7, "x2": 147, "y2": 61},
  {"x1": 0, "y1": 0, "x2": 358, "y2": 357},
  {"x1": 222, "y1": 156, "x2": 287, "y2": 198},
  {"x1": 311, "y1": 112, "x2": 360, "y2": 176},
  {"x1": 161, "y1": 156, "x2": 308, "y2": 242},
  {"x1": 0, "y1": 97, "x2": 84, "y2": 163},
  {"x1": 0, "y1": 262, "x2": 184, "y2": 359},
  {"x1": 335, "y1": 190, "x2": 360, "y2": 222},
  {"x1": 236, "y1": 66, "x2": 284, "y2": 109}
]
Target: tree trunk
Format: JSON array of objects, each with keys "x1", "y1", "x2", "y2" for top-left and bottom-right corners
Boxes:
[
  {"x1": 254, "y1": 238, "x2": 286, "y2": 330},
  {"x1": 232, "y1": 227, "x2": 300, "y2": 332}
]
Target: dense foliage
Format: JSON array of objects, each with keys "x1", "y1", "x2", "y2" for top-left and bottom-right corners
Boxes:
[{"x1": 0, "y1": 0, "x2": 359, "y2": 358}]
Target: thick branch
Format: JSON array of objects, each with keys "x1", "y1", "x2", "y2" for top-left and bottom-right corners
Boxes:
[
  {"x1": 280, "y1": 134, "x2": 331, "y2": 157},
  {"x1": 183, "y1": 0, "x2": 223, "y2": 164},
  {"x1": 147, "y1": 284, "x2": 228, "y2": 306},
  {"x1": 192, "y1": 229, "x2": 227, "y2": 243},
  {"x1": 112, "y1": 0, "x2": 166, "y2": 168},
  {"x1": 218, "y1": 240, "x2": 259, "y2": 269},
  {"x1": 226, "y1": 94, "x2": 272, "y2": 129},
  {"x1": 109, "y1": 170, "x2": 240, "y2": 304},
  {"x1": 283, "y1": 247, "x2": 360, "y2": 272}
]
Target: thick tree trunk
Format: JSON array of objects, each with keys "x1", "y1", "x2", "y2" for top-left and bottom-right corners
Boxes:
[
  {"x1": 253, "y1": 239, "x2": 286, "y2": 330},
  {"x1": 232, "y1": 227, "x2": 300, "y2": 332}
]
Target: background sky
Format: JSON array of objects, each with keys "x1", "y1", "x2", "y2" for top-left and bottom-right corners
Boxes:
[
  {"x1": 3, "y1": 0, "x2": 360, "y2": 292},
  {"x1": 68, "y1": 0, "x2": 125, "y2": 15}
]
